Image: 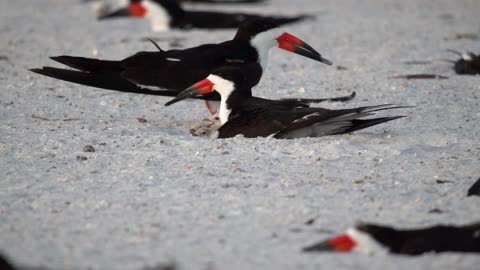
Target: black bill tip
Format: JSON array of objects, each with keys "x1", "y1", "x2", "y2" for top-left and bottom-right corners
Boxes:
[
  {"x1": 302, "y1": 240, "x2": 333, "y2": 252},
  {"x1": 165, "y1": 87, "x2": 197, "y2": 106},
  {"x1": 319, "y1": 56, "x2": 333, "y2": 65},
  {"x1": 98, "y1": 8, "x2": 130, "y2": 20}
]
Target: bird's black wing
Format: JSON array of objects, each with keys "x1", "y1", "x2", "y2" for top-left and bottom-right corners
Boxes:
[
  {"x1": 274, "y1": 105, "x2": 406, "y2": 139},
  {"x1": 174, "y1": 11, "x2": 311, "y2": 29}
]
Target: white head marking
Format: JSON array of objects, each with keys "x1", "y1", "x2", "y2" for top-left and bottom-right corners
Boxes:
[
  {"x1": 207, "y1": 74, "x2": 235, "y2": 125},
  {"x1": 250, "y1": 28, "x2": 282, "y2": 69},
  {"x1": 346, "y1": 228, "x2": 388, "y2": 255},
  {"x1": 461, "y1": 52, "x2": 474, "y2": 61},
  {"x1": 143, "y1": 0, "x2": 171, "y2": 32}
]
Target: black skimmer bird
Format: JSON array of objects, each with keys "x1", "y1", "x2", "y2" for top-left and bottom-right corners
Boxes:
[
  {"x1": 97, "y1": 0, "x2": 312, "y2": 31},
  {"x1": 86, "y1": 0, "x2": 129, "y2": 17},
  {"x1": 445, "y1": 50, "x2": 480, "y2": 75},
  {"x1": 165, "y1": 66, "x2": 406, "y2": 139},
  {"x1": 303, "y1": 222, "x2": 480, "y2": 255},
  {"x1": 88, "y1": 0, "x2": 266, "y2": 18},
  {"x1": 0, "y1": 254, "x2": 16, "y2": 270},
  {"x1": 30, "y1": 19, "x2": 333, "y2": 114},
  {"x1": 181, "y1": 0, "x2": 266, "y2": 3},
  {"x1": 468, "y1": 178, "x2": 480, "y2": 197}
]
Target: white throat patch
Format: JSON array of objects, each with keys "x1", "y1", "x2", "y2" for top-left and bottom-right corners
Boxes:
[
  {"x1": 207, "y1": 74, "x2": 235, "y2": 125},
  {"x1": 143, "y1": 0, "x2": 171, "y2": 32},
  {"x1": 462, "y1": 52, "x2": 473, "y2": 61},
  {"x1": 250, "y1": 28, "x2": 281, "y2": 70},
  {"x1": 347, "y1": 228, "x2": 388, "y2": 255}
]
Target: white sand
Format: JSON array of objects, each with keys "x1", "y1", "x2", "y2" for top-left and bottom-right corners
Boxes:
[{"x1": 0, "y1": 0, "x2": 479, "y2": 269}]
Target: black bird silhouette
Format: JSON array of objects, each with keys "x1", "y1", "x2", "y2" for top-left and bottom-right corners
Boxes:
[
  {"x1": 30, "y1": 19, "x2": 332, "y2": 114},
  {"x1": 98, "y1": 0, "x2": 312, "y2": 31},
  {"x1": 303, "y1": 222, "x2": 480, "y2": 255},
  {"x1": 446, "y1": 49, "x2": 480, "y2": 75},
  {"x1": 166, "y1": 66, "x2": 406, "y2": 139}
]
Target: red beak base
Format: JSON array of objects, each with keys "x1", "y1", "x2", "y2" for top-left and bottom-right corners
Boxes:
[
  {"x1": 276, "y1": 32, "x2": 333, "y2": 65},
  {"x1": 127, "y1": 3, "x2": 147, "y2": 17},
  {"x1": 98, "y1": 2, "x2": 146, "y2": 20},
  {"x1": 328, "y1": 234, "x2": 357, "y2": 252},
  {"x1": 303, "y1": 233, "x2": 357, "y2": 253},
  {"x1": 277, "y1": 32, "x2": 302, "y2": 52},
  {"x1": 165, "y1": 79, "x2": 214, "y2": 106},
  {"x1": 192, "y1": 79, "x2": 214, "y2": 95}
]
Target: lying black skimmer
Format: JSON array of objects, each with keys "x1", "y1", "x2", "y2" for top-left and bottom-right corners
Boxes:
[
  {"x1": 88, "y1": 0, "x2": 265, "y2": 18},
  {"x1": 165, "y1": 66, "x2": 406, "y2": 139},
  {"x1": 98, "y1": 0, "x2": 312, "y2": 31},
  {"x1": 86, "y1": 0, "x2": 129, "y2": 17},
  {"x1": 303, "y1": 222, "x2": 480, "y2": 255},
  {"x1": 468, "y1": 178, "x2": 480, "y2": 197},
  {"x1": 30, "y1": 19, "x2": 332, "y2": 114},
  {"x1": 1, "y1": 253, "x2": 20, "y2": 270},
  {"x1": 0, "y1": 254, "x2": 16, "y2": 270},
  {"x1": 446, "y1": 50, "x2": 480, "y2": 75},
  {"x1": 182, "y1": 0, "x2": 266, "y2": 3}
]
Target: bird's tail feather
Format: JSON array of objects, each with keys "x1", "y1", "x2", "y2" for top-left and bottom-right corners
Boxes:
[
  {"x1": 50, "y1": 56, "x2": 122, "y2": 72},
  {"x1": 29, "y1": 67, "x2": 179, "y2": 97}
]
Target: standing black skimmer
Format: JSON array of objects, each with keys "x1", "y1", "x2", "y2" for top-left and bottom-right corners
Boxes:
[
  {"x1": 303, "y1": 222, "x2": 480, "y2": 255},
  {"x1": 30, "y1": 19, "x2": 333, "y2": 115},
  {"x1": 445, "y1": 50, "x2": 480, "y2": 75},
  {"x1": 165, "y1": 67, "x2": 406, "y2": 139},
  {"x1": 97, "y1": 0, "x2": 312, "y2": 31}
]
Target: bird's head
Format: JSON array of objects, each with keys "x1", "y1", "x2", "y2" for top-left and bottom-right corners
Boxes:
[
  {"x1": 234, "y1": 19, "x2": 333, "y2": 67},
  {"x1": 303, "y1": 224, "x2": 391, "y2": 255},
  {"x1": 98, "y1": 0, "x2": 178, "y2": 31},
  {"x1": 165, "y1": 66, "x2": 251, "y2": 107}
]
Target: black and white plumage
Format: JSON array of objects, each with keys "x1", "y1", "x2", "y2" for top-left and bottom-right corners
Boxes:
[
  {"x1": 181, "y1": 0, "x2": 266, "y2": 3},
  {"x1": 30, "y1": 19, "x2": 332, "y2": 108},
  {"x1": 447, "y1": 50, "x2": 480, "y2": 75},
  {"x1": 303, "y1": 222, "x2": 480, "y2": 255},
  {"x1": 97, "y1": 0, "x2": 312, "y2": 31},
  {"x1": 165, "y1": 66, "x2": 406, "y2": 139}
]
